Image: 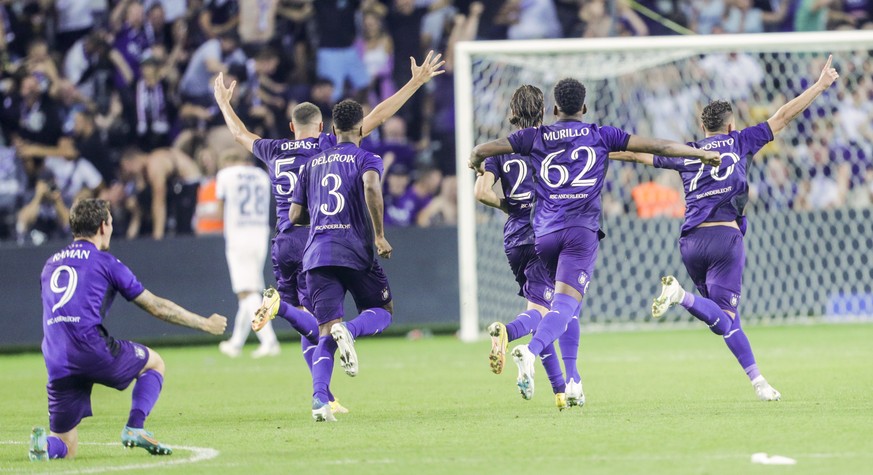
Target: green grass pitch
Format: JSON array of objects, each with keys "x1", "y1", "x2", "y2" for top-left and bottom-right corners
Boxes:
[{"x1": 1, "y1": 323, "x2": 872, "y2": 474}]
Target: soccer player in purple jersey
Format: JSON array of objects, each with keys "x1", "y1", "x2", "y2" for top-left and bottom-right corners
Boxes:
[
  {"x1": 612, "y1": 55, "x2": 840, "y2": 401},
  {"x1": 469, "y1": 78, "x2": 720, "y2": 401},
  {"x1": 289, "y1": 100, "x2": 394, "y2": 422},
  {"x1": 475, "y1": 85, "x2": 573, "y2": 410},
  {"x1": 213, "y1": 52, "x2": 444, "y2": 414},
  {"x1": 29, "y1": 199, "x2": 227, "y2": 462}
]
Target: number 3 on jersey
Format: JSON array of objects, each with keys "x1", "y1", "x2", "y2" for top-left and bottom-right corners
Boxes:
[{"x1": 320, "y1": 173, "x2": 345, "y2": 216}]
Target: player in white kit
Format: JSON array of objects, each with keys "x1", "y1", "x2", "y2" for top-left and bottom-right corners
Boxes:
[{"x1": 216, "y1": 148, "x2": 280, "y2": 358}]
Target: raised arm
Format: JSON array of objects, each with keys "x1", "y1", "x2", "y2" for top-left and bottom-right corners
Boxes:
[
  {"x1": 474, "y1": 170, "x2": 508, "y2": 213},
  {"x1": 768, "y1": 55, "x2": 839, "y2": 135},
  {"x1": 609, "y1": 151, "x2": 654, "y2": 166},
  {"x1": 133, "y1": 290, "x2": 227, "y2": 335},
  {"x1": 362, "y1": 51, "x2": 446, "y2": 136},
  {"x1": 214, "y1": 72, "x2": 260, "y2": 152},
  {"x1": 469, "y1": 137, "x2": 514, "y2": 170},
  {"x1": 626, "y1": 135, "x2": 721, "y2": 166},
  {"x1": 363, "y1": 170, "x2": 392, "y2": 258}
]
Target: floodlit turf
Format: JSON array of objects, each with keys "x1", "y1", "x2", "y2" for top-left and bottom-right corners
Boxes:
[{"x1": 1, "y1": 323, "x2": 872, "y2": 474}]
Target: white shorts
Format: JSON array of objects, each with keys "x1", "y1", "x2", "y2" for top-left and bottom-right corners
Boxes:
[{"x1": 225, "y1": 231, "x2": 269, "y2": 294}]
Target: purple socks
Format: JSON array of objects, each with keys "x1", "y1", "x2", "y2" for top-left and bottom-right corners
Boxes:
[
  {"x1": 679, "y1": 292, "x2": 731, "y2": 335},
  {"x1": 47, "y1": 436, "x2": 67, "y2": 459},
  {"x1": 723, "y1": 314, "x2": 760, "y2": 381},
  {"x1": 312, "y1": 336, "x2": 337, "y2": 403},
  {"x1": 559, "y1": 315, "x2": 582, "y2": 383},
  {"x1": 505, "y1": 309, "x2": 543, "y2": 341},
  {"x1": 539, "y1": 343, "x2": 566, "y2": 394},
  {"x1": 278, "y1": 301, "x2": 318, "y2": 344},
  {"x1": 302, "y1": 336, "x2": 334, "y2": 402},
  {"x1": 528, "y1": 293, "x2": 579, "y2": 356},
  {"x1": 127, "y1": 369, "x2": 163, "y2": 429},
  {"x1": 345, "y1": 308, "x2": 392, "y2": 338}
]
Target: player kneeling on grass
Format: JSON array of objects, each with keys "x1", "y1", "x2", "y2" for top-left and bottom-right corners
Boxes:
[
  {"x1": 289, "y1": 100, "x2": 394, "y2": 422},
  {"x1": 29, "y1": 199, "x2": 227, "y2": 461},
  {"x1": 612, "y1": 55, "x2": 840, "y2": 401}
]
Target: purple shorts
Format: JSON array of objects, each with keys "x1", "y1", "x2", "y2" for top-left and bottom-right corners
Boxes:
[
  {"x1": 534, "y1": 226, "x2": 599, "y2": 297},
  {"x1": 679, "y1": 226, "x2": 744, "y2": 313},
  {"x1": 506, "y1": 244, "x2": 554, "y2": 308},
  {"x1": 271, "y1": 226, "x2": 310, "y2": 310},
  {"x1": 47, "y1": 338, "x2": 149, "y2": 433},
  {"x1": 306, "y1": 264, "x2": 392, "y2": 325}
]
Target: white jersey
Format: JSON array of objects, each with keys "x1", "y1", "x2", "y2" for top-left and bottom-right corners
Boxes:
[{"x1": 216, "y1": 165, "x2": 271, "y2": 242}]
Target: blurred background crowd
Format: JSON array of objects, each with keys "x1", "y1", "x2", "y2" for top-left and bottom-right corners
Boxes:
[{"x1": 0, "y1": 0, "x2": 870, "y2": 245}]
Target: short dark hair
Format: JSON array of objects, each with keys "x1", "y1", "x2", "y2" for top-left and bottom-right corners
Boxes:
[
  {"x1": 70, "y1": 199, "x2": 110, "y2": 238},
  {"x1": 509, "y1": 85, "x2": 544, "y2": 129},
  {"x1": 701, "y1": 100, "x2": 733, "y2": 132},
  {"x1": 553, "y1": 78, "x2": 586, "y2": 116},
  {"x1": 292, "y1": 102, "x2": 322, "y2": 126},
  {"x1": 332, "y1": 99, "x2": 364, "y2": 133}
]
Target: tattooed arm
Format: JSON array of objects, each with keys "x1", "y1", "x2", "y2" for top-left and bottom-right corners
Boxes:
[{"x1": 133, "y1": 290, "x2": 227, "y2": 335}]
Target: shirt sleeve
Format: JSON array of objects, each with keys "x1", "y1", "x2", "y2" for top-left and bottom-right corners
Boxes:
[
  {"x1": 652, "y1": 155, "x2": 685, "y2": 171},
  {"x1": 483, "y1": 156, "x2": 500, "y2": 178},
  {"x1": 737, "y1": 122, "x2": 775, "y2": 157},
  {"x1": 107, "y1": 257, "x2": 145, "y2": 301},
  {"x1": 215, "y1": 170, "x2": 226, "y2": 200},
  {"x1": 362, "y1": 153, "x2": 384, "y2": 176},
  {"x1": 251, "y1": 138, "x2": 274, "y2": 164},
  {"x1": 599, "y1": 125, "x2": 631, "y2": 152},
  {"x1": 291, "y1": 163, "x2": 308, "y2": 206},
  {"x1": 508, "y1": 127, "x2": 537, "y2": 156}
]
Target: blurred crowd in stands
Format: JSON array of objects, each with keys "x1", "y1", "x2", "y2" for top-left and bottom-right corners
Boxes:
[{"x1": 0, "y1": 0, "x2": 870, "y2": 245}]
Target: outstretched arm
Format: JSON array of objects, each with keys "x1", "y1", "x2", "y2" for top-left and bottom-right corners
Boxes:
[
  {"x1": 363, "y1": 170, "x2": 392, "y2": 258},
  {"x1": 609, "y1": 151, "x2": 654, "y2": 166},
  {"x1": 626, "y1": 136, "x2": 721, "y2": 166},
  {"x1": 133, "y1": 290, "x2": 227, "y2": 335},
  {"x1": 214, "y1": 72, "x2": 260, "y2": 152},
  {"x1": 362, "y1": 51, "x2": 446, "y2": 136},
  {"x1": 474, "y1": 170, "x2": 508, "y2": 213},
  {"x1": 468, "y1": 138, "x2": 513, "y2": 170},
  {"x1": 768, "y1": 55, "x2": 839, "y2": 135}
]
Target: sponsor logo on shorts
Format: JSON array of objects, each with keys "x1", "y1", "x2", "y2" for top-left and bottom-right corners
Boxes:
[
  {"x1": 381, "y1": 287, "x2": 390, "y2": 301},
  {"x1": 544, "y1": 288, "x2": 554, "y2": 302},
  {"x1": 134, "y1": 346, "x2": 146, "y2": 360},
  {"x1": 730, "y1": 294, "x2": 739, "y2": 307}
]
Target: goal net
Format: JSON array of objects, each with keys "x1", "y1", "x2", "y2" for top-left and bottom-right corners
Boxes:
[{"x1": 454, "y1": 31, "x2": 873, "y2": 342}]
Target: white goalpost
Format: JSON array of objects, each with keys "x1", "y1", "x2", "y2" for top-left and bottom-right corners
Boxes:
[{"x1": 454, "y1": 31, "x2": 873, "y2": 342}]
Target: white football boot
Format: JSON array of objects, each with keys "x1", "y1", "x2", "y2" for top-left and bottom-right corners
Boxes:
[
  {"x1": 652, "y1": 276, "x2": 686, "y2": 319},
  {"x1": 752, "y1": 376, "x2": 781, "y2": 401},
  {"x1": 565, "y1": 379, "x2": 586, "y2": 408},
  {"x1": 331, "y1": 322, "x2": 359, "y2": 377},
  {"x1": 511, "y1": 344, "x2": 536, "y2": 400}
]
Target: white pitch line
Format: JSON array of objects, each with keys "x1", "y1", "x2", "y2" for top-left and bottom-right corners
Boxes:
[{"x1": 0, "y1": 441, "x2": 219, "y2": 474}]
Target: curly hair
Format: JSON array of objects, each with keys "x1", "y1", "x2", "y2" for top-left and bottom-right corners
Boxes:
[
  {"x1": 509, "y1": 85, "x2": 544, "y2": 129},
  {"x1": 553, "y1": 78, "x2": 586, "y2": 116},
  {"x1": 332, "y1": 99, "x2": 364, "y2": 132},
  {"x1": 701, "y1": 99, "x2": 733, "y2": 132}
]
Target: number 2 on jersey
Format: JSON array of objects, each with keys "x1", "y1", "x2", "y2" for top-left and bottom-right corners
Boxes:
[{"x1": 503, "y1": 159, "x2": 532, "y2": 200}]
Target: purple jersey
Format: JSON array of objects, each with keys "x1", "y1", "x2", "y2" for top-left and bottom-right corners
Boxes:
[
  {"x1": 484, "y1": 153, "x2": 535, "y2": 249},
  {"x1": 252, "y1": 133, "x2": 337, "y2": 232},
  {"x1": 292, "y1": 141, "x2": 384, "y2": 271},
  {"x1": 509, "y1": 121, "x2": 630, "y2": 236},
  {"x1": 40, "y1": 241, "x2": 145, "y2": 380},
  {"x1": 653, "y1": 122, "x2": 773, "y2": 235}
]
